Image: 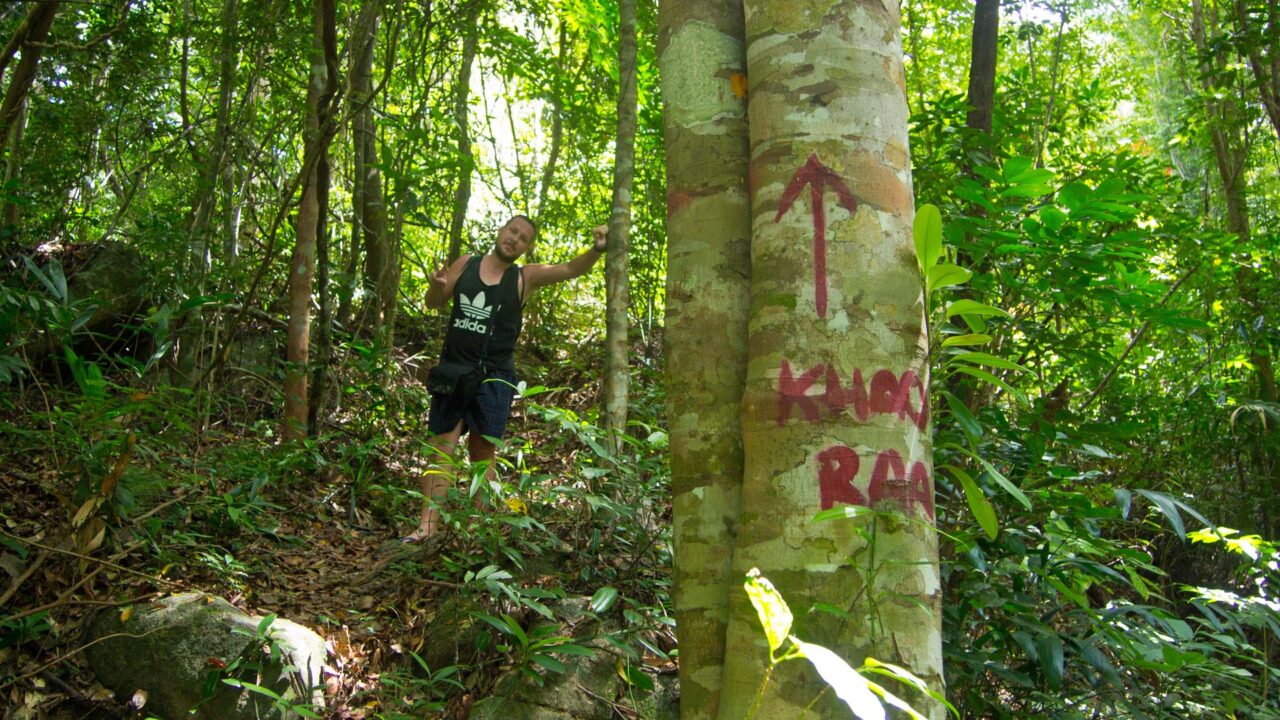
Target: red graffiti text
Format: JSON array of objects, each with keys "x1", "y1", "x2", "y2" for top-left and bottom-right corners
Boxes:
[
  {"x1": 778, "y1": 360, "x2": 928, "y2": 430},
  {"x1": 816, "y1": 446, "x2": 934, "y2": 519}
]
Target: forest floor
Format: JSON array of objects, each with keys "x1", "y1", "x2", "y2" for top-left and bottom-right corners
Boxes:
[{"x1": 0, "y1": 353, "x2": 672, "y2": 719}]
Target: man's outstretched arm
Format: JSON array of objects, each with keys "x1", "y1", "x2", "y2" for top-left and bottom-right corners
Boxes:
[{"x1": 522, "y1": 225, "x2": 609, "y2": 291}]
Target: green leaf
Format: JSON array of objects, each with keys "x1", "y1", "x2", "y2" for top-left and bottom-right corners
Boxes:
[
  {"x1": 926, "y1": 263, "x2": 972, "y2": 293},
  {"x1": 791, "y1": 638, "x2": 885, "y2": 720},
  {"x1": 590, "y1": 586, "x2": 619, "y2": 613},
  {"x1": 945, "y1": 299, "x2": 1011, "y2": 318},
  {"x1": 1134, "y1": 489, "x2": 1186, "y2": 538},
  {"x1": 862, "y1": 658, "x2": 960, "y2": 718},
  {"x1": 941, "y1": 391, "x2": 982, "y2": 440},
  {"x1": 913, "y1": 203, "x2": 943, "y2": 272},
  {"x1": 23, "y1": 256, "x2": 65, "y2": 303},
  {"x1": 813, "y1": 505, "x2": 876, "y2": 523},
  {"x1": 530, "y1": 654, "x2": 566, "y2": 673},
  {"x1": 1036, "y1": 634, "x2": 1065, "y2": 689},
  {"x1": 1039, "y1": 206, "x2": 1068, "y2": 231},
  {"x1": 950, "y1": 366, "x2": 1028, "y2": 406},
  {"x1": 1002, "y1": 156, "x2": 1035, "y2": 180},
  {"x1": 940, "y1": 333, "x2": 991, "y2": 347},
  {"x1": 1057, "y1": 182, "x2": 1092, "y2": 211},
  {"x1": 624, "y1": 664, "x2": 655, "y2": 690},
  {"x1": 951, "y1": 467, "x2": 998, "y2": 539},
  {"x1": 256, "y1": 613, "x2": 277, "y2": 637},
  {"x1": 974, "y1": 455, "x2": 1032, "y2": 510},
  {"x1": 744, "y1": 569, "x2": 792, "y2": 656},
  {"x1": 949, "y1": 351, "x2": 1031, "y2": 374}
]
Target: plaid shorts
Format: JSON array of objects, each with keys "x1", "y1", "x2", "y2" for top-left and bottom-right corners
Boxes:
[{"x1": 427, "y1": 369, "x2": 518, "y2": 441}]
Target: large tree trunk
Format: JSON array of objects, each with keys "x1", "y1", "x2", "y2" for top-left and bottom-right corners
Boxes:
[
  {"x1": 602, "y1": 0, "x2": 638, "y2": 443},
  {"x1": 284, "y1": 0, "x2": 336, "y2": 441},
  {"x1": 717, "y1": 0, "x2": 943, "y2": 717},
  {"x1": 659, "y1": 0, "x2": 752, "y2": 716},
  {"x1": 965, "y1": 0, "x2": 1000, "y2": 134}
]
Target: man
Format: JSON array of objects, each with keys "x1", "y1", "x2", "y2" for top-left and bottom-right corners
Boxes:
[{"x1": 405, "y1": 215, "x2": 608, "y2": 541}]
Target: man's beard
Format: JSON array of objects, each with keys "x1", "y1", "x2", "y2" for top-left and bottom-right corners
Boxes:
[{"x1": 494, "y1": 245, "x2": 520, "y2": 263}]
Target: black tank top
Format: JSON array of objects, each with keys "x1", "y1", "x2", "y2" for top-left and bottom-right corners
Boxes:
[{"x1": 441, "y1": 255, "x2": 523, "y2": 373}]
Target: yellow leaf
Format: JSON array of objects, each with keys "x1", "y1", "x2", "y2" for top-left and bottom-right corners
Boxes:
[{"x1": 119, "y1": 606, "x2": 133, "y2": 623}]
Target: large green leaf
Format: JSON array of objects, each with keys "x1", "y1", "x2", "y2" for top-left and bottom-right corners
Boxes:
[
  {"x1": 927, "y1": 263, "x2": 972, "y2": 293},
  {"x1": 913, "y1": 203, "x2": 943, "y2": 272},
  {"x1": 950, "y1": 466, "x2": 998, "y2": 539}
]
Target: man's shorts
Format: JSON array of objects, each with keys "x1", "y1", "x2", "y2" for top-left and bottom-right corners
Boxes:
[{"x1": 427, "y1": 369, "x2": 518, "y2": 441}]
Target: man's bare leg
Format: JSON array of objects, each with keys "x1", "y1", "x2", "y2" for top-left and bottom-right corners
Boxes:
[
  {"x1": 467, "y1": 433, "x2": 499, "y2": 496},
  {"x1": 407, "y1": 420, "x2": 464, "y2": 541}
]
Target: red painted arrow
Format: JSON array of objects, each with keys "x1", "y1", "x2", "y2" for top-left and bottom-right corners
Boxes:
[{"x1": 774, "y1": 153, "x2": 859, "y2": 318}]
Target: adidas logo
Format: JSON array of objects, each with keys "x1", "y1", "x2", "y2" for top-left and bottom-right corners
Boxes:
[
  {"x1": 459, "y1": 292, "x2": 493, "y2": 320},
  {"x1": 454, "y1": 317, "x2": 488, "y2": 333}
]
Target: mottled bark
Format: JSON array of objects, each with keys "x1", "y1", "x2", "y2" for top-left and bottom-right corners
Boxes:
[
  {"x1": 718, "y1": 0, "x2": 943, "y2": 717},
  {"x1": 658, "y1": 0, "x2": 751, "y2": 716},
  {"x1": 603, "y1": 0, "x2": 638, "y2": 442}
]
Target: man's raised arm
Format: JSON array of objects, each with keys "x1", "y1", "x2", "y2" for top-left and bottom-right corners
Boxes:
[{"x1": 523, "y1": 225, "x2": 609, "y2": 291}]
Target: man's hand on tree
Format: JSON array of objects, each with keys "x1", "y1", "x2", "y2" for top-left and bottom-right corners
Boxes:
[{"x1": 592, "y1": 225, "x2": 608, "y2": 252}]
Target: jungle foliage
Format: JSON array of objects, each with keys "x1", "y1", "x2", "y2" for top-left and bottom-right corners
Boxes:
[{"x1": 0, "y1": 0, "x2": 1277, "y2": 717}]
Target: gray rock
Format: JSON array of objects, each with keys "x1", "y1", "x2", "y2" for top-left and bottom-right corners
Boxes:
[
  {"x1": 86, "y1": 593, "x2": 326, "y2": 720},
  {"x1": 468, "y1": 599, "x2": 656, "y2": 720}
]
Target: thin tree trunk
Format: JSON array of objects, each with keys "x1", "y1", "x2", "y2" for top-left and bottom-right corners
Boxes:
[
  {"x1": 659, "y1": 0, "x2": 752, "y2": 716},
  {"x1": 719, "y1": 0, "x2": 943, "y2": 716},
  {"x1": 1033, "y1": 8, "x2": 1068, "y2": 168},
  {"x1": 602, "y1": 0, "x2": 638, "y2": 445},
  {"x1": 284, "y1": 0, "x2": 337, "y2": 441},
  {"x1": 353, "y1": 0, "x2": 388, "y2": 339},
  {"x1": 965, "y1": 0, "x2": 999, "y2": 134},
  {"x1": 446, "y1": 10, "x2": 480, "y2": 265},
  {"x1": 1, "y1": 95, "x2": 26, "y2": 235}
]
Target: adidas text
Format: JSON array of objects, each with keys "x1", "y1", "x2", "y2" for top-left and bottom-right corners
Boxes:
[{"x1": 454, "y1": 317, "x2": 489, "y2": 333}]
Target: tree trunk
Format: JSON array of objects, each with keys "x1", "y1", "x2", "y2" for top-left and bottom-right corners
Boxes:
[
  {"x1": 602, "y1": 0, "x2": 638, "y2": 444},
  {"x1": 284, "y1": 0, "x2": 336, "y2": 441},
  {"x1": 446, "y1": 14, "x2": 480, "y2": 265},
  {"x1": 0, "y1": 1, "x2": 59, "y2": 161},
  {"x1": 658, "y1": 0, "x2": 752, "y2": 716},
  {"x1": 965, "y1": 0, "x2": 1000, "y2": 134},
  {"x1": 718, "y1": 0, "x2": 943, "y2": 717},
  {"x1": 353, "y1": 0, "x2": 390, "y2": 340},
  {"x1": 1, "y1": 94, "x2": 26, "y2": 236}
]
